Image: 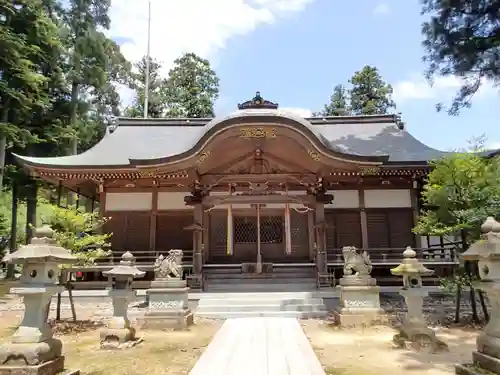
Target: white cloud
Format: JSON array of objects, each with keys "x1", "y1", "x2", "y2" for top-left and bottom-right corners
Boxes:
[
  {"x1": 109, "y1": 0, "x2": 314, "y2": 109},
  {"x1": 373, "y1": 3, "x2": 390, "y2": 16},
  {"x1": 280, "y1": 107, "x2": 313, "y2": 118},
  {"x1": 392, "y1": 73, "x2": 496, "y2": 103},
  {"x1": 109, "y1": 0, "x2": 313, "y2": 76}
]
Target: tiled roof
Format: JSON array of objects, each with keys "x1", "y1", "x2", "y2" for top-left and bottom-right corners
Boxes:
[{"x1": 14, "y1": 110, "x2": 457, "y2": 168}]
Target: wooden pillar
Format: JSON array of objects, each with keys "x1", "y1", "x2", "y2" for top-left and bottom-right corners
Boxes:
[
  {"x1": 410, "y1": 179, "x2": 421, "y2": 248},
  {"x1": 307, "y1": 211, "x2": 315, "y2": 260},
  {"x1": 314, "y1": 200, "x2": 328, "y2": 286},
  {"x1": 149, "y1": 186, "x2": 158, "y2": 255},
  {"x1": 358, "y1": 188, "x2": 369, "y2": 248},
  {"x1": 193, "y1": 203, "x2": 203, "y2": 275},
  {"x1": 184, "y1": 194, "x2": 204, "y2": 290}
]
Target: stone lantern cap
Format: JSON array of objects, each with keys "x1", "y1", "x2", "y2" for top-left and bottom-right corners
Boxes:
[
  {"x1": 2, "y1": 225, "x2": 76, "y2": 265},
  {"x1": 462, "y1": 217, "x2": 500, "y2": 261},
  {"x1": 103, "y1": 251, "x2": 145, "y2": 278},
  {"x1": 391, "y1": 246, "x2": 434, "y2": 277}
]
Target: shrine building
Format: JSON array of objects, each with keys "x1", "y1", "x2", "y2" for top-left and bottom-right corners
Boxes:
[{"x1": 14, "y1": 93, "x2": 460, "y2": 291}]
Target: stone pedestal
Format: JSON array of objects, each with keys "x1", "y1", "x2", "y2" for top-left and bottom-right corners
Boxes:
[
  {"x1": 100, "y1": 289, "x2": 138, "y2": 349},
  {"x1": 140, "y1": 278, "x2": 194, "y2": 330},
  {"x1": 392, "y1": 288, "x2": 447, "y2": 352},
  {"x1": 391, "y1": 247, "x2": 447, "y2": 353},
  {"x1": 334, "y1": 276, "x2": 385, "y2": 327},
  {"x1": 0, "y1": 287, "x2": 65, "y2": 375},
  {"x1": 100, "y1": 251, "x2": 145, "y2": 349},
  {"x1": 0, "y1": 226, "x2": 77, "y2": 375}
]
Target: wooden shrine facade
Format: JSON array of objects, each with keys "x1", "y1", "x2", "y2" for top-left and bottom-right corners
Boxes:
[{"x1": 14, "y1": 94, "x2": 460, "y2": 288}]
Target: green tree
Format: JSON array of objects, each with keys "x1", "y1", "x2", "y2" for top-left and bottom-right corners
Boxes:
[
  {"x1": 320, "y1": 84, "x2": 350, "y2": 116},
  {"x1": 0, "y1": 0, "x2": 61, "y2": 190},
  {"x1": 125, "y1": 56, "x2": 166, "y2": 118},
  {"x1": 414, "y1": 140, "x2": 500, "y2": 323},
  {"x1": 421, "y1": 0, "x2": 500, "y2": 114},
  {"x1": 60, "y1": 0, "x2": 129, "y2": 154},
  {"x1": 42, "y1": 204, "x2": 111, "y2": 264},
  {"x1": 349, "y1": 66, "x2": 395, "y2": 115},
  {"x1": 163, "y1": 53, "x2": 220, "y2": 118}
]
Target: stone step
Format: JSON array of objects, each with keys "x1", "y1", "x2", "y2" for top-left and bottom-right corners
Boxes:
[
  {"x1": 204, "y1": 283, "x2": 318, "y2": 293},
  {"x1": 194, "y1": 310, "x2": 327, "y2": 319},
  {"x1": 205, "y1": 272, "x2": 315, "y2": 280},
  {"x1": 198, "y1": 291, "x2": 331, "y2": 299},
  {"x1": 198, "y1": 297, "x2": 324, "y2": 306},
  {"x1": 196, "y1": 303, "x2": 326, "y2": 313},
  {"x1": 205, "y1": 277, "x2": 317, "y2": 284}
]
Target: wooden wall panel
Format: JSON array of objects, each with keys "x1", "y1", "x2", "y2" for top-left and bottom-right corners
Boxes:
[
  {"x1": 124, "y1": 213, "x2": 150, "y2": 252},
  {"x1": 209, "y1": 211, "x2": 229, "y2": 262},
  {"x1": 289, "y1": 211, "x2": 310, "y2": 261},
  {"x1": 103, "y1": 212, "x2": 151, "y2": 260},
  {"x1": 103, "y1": 213, "x2": 127, "y2": 251},
  {"x1": 366, "y1": 208, "x2": 415, "y2": 248},
  {"x1": 155, "y1": 213, "x2": 193, "y2": 262},
  {"x1": 325, "y1": 210, "x2": 362, "y2": 251},
  {"x1": 366, "y1": 211, "x2": 390, "y2": 248}
]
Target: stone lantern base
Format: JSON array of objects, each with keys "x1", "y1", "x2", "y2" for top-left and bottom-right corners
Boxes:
[
  {"x1": 392, "y1": 322, "x2": 448, "y2": 353},
  {"x1": 455, "y1": 351, "x2": 500, "y2": 375},
  {"x1": 0, "y1": 338, "x2": 67, "y2": 375},
  {"x1": 333, "y1": 278, "x2": 386, "y2": 327},
  {"x1": 139, "y1": 278, "x2": 194, "y2": 330}
]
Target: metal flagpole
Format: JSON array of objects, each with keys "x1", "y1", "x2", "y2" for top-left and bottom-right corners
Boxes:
[{"x1": 143, "y1": 0, "x2": 151, "y2": 118}]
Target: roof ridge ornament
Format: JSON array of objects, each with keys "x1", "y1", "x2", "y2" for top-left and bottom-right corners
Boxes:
[{"x1": 237, "y1": 91, "x2": 279, "y2": 110}]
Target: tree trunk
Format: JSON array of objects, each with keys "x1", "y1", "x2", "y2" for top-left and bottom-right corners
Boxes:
[
  {"x1": 67, "y1": 82, "x2": 79, "y2": 206},
  {"x1": 478, "y1": 290, "x2": 489, "y2": 322},
  {"x1": 25, "y1": 180, "x2": 38, "y2": 244},
  {"x1": 6, "y1": 181, "x2": 18, "y2": 279},
  {"x1": 0, "y1": 104, "x2": 10, "y2": 191},
  {"x1": 454, "y1": 284, "x2": 462, "y2": 323}
]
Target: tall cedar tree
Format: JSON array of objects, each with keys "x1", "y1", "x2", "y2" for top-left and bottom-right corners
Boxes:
[
  {"x1": 163, "y1": 53, "x2": 220, "y2": 118},
  {"x1": 421, "y1": 0, "x2": 500, "y2": 114},
  {"x1": 349, "y1": 66, "x2": 395, "y2": 115},
  {"x1": 321, "y1": 84, "x2": 350, "y2": 116},
  {"x1": 60, "y1": 0, "x2": 129, "y2": 154},
  {"x1": 125, "y1": 56, "x2": 166, "y2": 118},
  {"x1": 0, "y1": 0, "x2": 61, "y2": 190}
]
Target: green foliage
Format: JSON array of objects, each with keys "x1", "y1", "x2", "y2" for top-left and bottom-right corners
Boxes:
[
  {"x1": 421, "y1": 0, "x2": 500, "y2": 115},
  {"x1": 163, "y1": 53, "x2": 220, "y2": 118},
  {"x1": 317, "y1": 66, "x2": 395, "y2": 116},
  {"x1": 125, "y1": 56, "x2": 166, "y2": 118},
  {"x1": 349, "y1": 66, "x2": 395, "y2": 115},
  {"x1": 320, "y1": 85, "x2": 350, "y2": 116},
  {"x1": 40, "y1": 204, "x2": 111, "y2": 265},
  {"x1": 414, "y1": 151, "x2": 500, "y2": 245}
]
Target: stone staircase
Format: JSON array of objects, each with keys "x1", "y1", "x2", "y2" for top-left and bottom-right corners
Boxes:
[
  {"x1": 195, "y1": 291, "x2": 327, "y2": 319},
  {"x1": 197, "y1": 265, "x2": 326, "y2": 319},
  {"x1": 203, "y1": 265, "x2": 318, "y2": 293}
]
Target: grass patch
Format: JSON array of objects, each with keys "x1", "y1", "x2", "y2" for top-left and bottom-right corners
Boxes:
[{"x1": 63, "y1": 321, "x2": 220, "y2": 375}]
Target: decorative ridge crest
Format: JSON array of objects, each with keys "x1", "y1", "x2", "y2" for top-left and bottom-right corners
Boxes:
[{"x1": 237, "y1": 91, "x2": 279, "y2": 110}]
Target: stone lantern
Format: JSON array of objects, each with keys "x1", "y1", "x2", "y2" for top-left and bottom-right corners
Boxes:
[
  {"x1": 0, "y1": 225, "x2": 77, "y2": 375},
  {"x1": 391, "y1": 246, "x2": 447, "y2": 352},
  {"x1": 100, "y1": 251, "x2": 145, "y2": 349},
  {"x1": 455, "y1": 217, "x2": 500, "y2": 374}
]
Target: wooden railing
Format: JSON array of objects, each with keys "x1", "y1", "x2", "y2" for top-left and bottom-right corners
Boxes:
[
  {"x1": 67, "y1": 249, "x2": 194, "y2": 272},
  {"x1": 326, "y1": 247, "x2": 459, "y2": 266}
]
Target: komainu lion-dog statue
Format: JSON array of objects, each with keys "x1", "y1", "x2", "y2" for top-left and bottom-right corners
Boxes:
[
  {"x1": 153, "y1": 249, "x2": 184, "y2": 279},
  {"x1": 342, "y1": 246, "x2": 373, "y2": 277}
]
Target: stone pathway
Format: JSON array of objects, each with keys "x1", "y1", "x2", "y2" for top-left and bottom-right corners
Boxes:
[{"x1": 189, "y1": 317, "x2": 325, "y2": 375}]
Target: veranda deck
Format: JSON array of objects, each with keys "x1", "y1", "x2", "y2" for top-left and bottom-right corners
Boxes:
[{"x1": 189, "y1": 317, "x2": 325, "y2": 375}]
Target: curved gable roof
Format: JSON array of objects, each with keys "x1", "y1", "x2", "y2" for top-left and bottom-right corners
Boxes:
[{"x1": 14, "y1": 109, "x2": 452, "y2": 169}]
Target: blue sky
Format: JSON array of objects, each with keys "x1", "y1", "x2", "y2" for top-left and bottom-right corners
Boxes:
[{"x1": 109, "y1": 0, "x2": 499, "y2": 152}]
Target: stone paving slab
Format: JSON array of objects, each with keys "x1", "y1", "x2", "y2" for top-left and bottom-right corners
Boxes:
[{"x1": 189, "y1": 317, "x2": 325, "y2": 375}]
